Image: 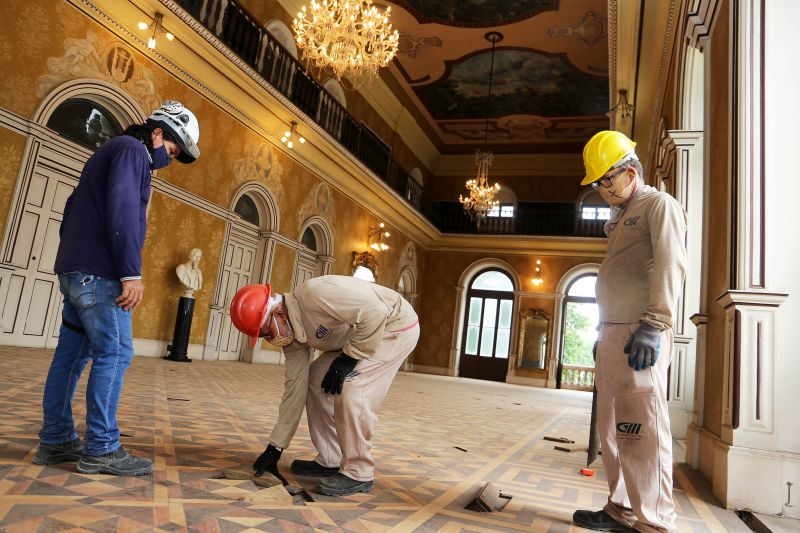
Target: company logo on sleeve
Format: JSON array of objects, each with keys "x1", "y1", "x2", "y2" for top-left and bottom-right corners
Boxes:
[{"x1": 315, "y1": 325, "x2": 329, "y2": 339}]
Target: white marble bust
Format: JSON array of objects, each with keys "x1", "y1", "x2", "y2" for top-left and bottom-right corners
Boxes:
[{"x1": 176, "y1": 248, "x2": 203, "y2": 298}]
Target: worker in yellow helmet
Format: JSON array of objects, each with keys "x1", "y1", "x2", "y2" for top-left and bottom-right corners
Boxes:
[{"x1": 572, "y1": 131, "x2": 687, "y2": 533}]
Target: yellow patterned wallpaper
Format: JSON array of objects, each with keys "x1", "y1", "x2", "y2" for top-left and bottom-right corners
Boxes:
[
  {"x1": 136, "y1": 192, "x2": 225, "y2": 344},
  {"x1": 0, "y1": 130, "x2": 26, "y2": 241},
  {"x1": 415, "y1": 252, "x2": 597, "y2": 370}
]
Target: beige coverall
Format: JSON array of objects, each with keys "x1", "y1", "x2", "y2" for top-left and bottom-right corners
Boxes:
[
  {"x1": 594, "y1": 185, "x2": 687, "y2": 533},
  {"x1": 267, "y1": 275, "x2": 419, "y2": 481}
]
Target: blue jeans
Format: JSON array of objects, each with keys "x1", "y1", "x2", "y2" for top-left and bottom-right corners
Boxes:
[{"x1": 39, "y1": 272, "x2": 134, "y2": 456}]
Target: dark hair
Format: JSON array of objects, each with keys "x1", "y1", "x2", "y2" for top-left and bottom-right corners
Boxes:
[{"x1": 122, "y1": 123, "x2": 156, "y2": 150}]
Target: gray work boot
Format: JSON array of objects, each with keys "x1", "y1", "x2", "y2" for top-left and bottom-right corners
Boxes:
[
  {"x1": 33, "y1": 437, "x2": 84, "y2": 465},
  {"x1": 290, "y1": 459, "x2": 339, "y2": 477},
  {"x1": 77, "y1": 447, "x2": 153, "y2": 476},
  {"x1": 318, "y1": 473, "x2": 374, "y2": 496}
]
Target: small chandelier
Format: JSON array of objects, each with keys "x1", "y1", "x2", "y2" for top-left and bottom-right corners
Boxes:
[
  {"x1": 459, "y1": 32, "x2": 503, "y2": 225},
  {"x1": 138, "y1": 12, "x2": 174, "y2": 50},
  {"x1": 292, "y1": 0, "x2": 400, "y2": 88},
  {"x1": 280, "y1": 121, "x2": 305, "y2": 149},
  {"x1": 368, "y1": 222, "x2": 390, "y2": 252},
  {"x1": 607, "y1": 89, "x2": 635, "y2": 120}
]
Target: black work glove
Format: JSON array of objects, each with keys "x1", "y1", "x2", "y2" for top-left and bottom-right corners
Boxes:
[
  {"x1": 253, "y1": 443, "x2": 282, "y2": 477},
  {"x1": 624, "y1": 323, "x2": 661, "y2": 371},
  {"x1": 321, "y1": 352, "x2": 358, "y2": 395}
]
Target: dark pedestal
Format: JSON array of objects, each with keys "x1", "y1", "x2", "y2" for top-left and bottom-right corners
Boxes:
[{"x1": 165, "y1": 296, "x2": 194, "y2": 363}]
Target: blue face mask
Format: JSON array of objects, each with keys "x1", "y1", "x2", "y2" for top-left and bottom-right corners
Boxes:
[{"x1": 149, "y1": 144, "x2": 172, "y2": 170}]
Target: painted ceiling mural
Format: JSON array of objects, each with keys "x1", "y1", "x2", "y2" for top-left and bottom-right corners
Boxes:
[
  {"x1": 391, "y1": 0, "x2": 559, "y2": 26},
  {"x1": 385, "y1": 0, "x2": 609, "y2": 154}
]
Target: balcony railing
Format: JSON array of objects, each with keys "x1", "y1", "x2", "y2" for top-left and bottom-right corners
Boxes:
[
  {"x1": 173, "y1": 0, "x2": 606, "y2": 239},
  {"x1": 560, "y1": 364, "x2": 596, "y2": 391},
  {"x1": 435, "y1": 202, "x2": 607, "y2": 237}
]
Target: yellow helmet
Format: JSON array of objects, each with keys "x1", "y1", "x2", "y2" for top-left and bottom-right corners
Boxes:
[{"x1": 581, "y1": 130, "x2": 637, "y2": 185}]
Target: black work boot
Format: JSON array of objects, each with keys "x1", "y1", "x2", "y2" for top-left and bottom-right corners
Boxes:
[
  {"x1": 77, "y1": 447, "x2": 152, "y2": 476},
  {"x1": 572, "y1": 510, "x2": 635, "y2": 532},
  {"x1": 290, "y1": 459, "x2": 339, "y2": 477},
  {"x1": 33, "y1": 437, "x2": 84, "y2": 465},
  {"x1": 318, "y1": 473, "x2": 374, "y2": 496}
]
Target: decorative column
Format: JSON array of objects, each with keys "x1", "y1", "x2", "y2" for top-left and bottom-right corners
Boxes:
[
  {"x1": 685, "y1": 313, "x2": 707, "y2": 469},
  {"x1": 656, "y1": 129, "x2": 704, "y2": 439},
  {"x1": 447, "y1": 285, "x2": 465, "y2": 377},
  {"x1": 710, "y1": 0, "x2": 795, "y2": 517}
]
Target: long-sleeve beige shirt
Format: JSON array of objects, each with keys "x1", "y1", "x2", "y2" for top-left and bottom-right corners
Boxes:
[
  {"x1": 269, "y1": 275, "x2": 418, "y2": 448},
  {"x1": 595, "y1": 185, "x2": 687, "y2": 330}
]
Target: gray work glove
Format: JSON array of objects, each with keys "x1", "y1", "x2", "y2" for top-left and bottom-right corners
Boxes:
[{"x1": 624, "y1": 323, "x2": 661, "y2": 371}]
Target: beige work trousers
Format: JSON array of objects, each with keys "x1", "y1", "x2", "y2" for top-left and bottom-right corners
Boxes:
[
  {"x1": 306, "y1": 323, "x2": 419, "y2": 481},
  {"x1": 596, "y1": 323, "x2": 676, "y2": 533}
]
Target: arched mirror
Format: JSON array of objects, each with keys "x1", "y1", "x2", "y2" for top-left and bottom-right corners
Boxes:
[{"x1": 517, "y1": 308, "x2": 549, "y2": 370}]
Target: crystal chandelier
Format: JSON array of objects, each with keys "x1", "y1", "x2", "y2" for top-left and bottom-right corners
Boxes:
[
  {"x1": 293, "y1": 0, "x2": 400, "y2": 88},
  {"x1": 459, "y1": 32, "x2": 503, "y2": 225},
  {"x1": 459, "y1": 150, "x2": 500, "y2": 223}
]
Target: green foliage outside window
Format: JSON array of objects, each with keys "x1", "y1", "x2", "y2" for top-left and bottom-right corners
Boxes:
[{"x1": 562, "y1": 303, "x2": 595, "y2": 367}]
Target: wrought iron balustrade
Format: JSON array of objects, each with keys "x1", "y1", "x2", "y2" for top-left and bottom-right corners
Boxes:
[{"x1": 172, "y1": 0, "x2": 607, "y2": 239}]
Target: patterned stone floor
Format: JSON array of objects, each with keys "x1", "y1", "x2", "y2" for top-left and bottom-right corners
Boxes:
[{"x1": 0, "y1": 347, "x2": 748, "y2": 532}]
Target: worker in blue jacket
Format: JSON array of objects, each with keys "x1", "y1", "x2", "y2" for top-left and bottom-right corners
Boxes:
[{"x1": 33, "y1": 101, "x2": 201, "y2": 476}]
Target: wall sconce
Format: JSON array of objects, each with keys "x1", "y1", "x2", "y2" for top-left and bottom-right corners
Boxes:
[
  {"x1": 532, "y1": 259, "x2": 543, "y2": 287},
  {"x1": 281, "y1": 121, "x2": 305, "y2": 149},
  {"x1": 368, "y1": 223, "x2": 390, "y2": 252},
  {"x1": 138, "y1": 12, "x2": 174, "y2": 50},
  {"x1": 606, "y1": 89, "x2": 635, "y2": 120}
]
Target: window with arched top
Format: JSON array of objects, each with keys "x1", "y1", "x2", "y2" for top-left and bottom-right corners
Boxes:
[
  {"x1": 234, "y1": 195, "x2": 260, "y2": 226},
  {"x1": 301, "y1": 227, "x2": 317, "y2": 251},
  {"x1": 46, "y1": 98, "x2": 123, "y2": 150},
  {"x1": 558, "y1": 273, "x2": 599, "y2": 390}
]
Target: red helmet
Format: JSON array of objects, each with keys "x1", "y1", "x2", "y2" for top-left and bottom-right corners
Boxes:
[{"x1": 230, "y1": 284, "x2": 272, "y2": 348}]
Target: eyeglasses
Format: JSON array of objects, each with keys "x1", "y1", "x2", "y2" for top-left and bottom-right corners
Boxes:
[{"x1": 591, "y1": 166, "x2": 627, "y2": 190}]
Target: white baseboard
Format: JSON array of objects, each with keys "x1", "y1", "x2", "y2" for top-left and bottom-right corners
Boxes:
[
  {"x1": 133, "y1": 338, "x2": 205, "y2": 359},
  {"x1": 408, "y1": 364, "x2": 455, "y2": 376},
  {"x1": 690, "y1": 426, "x2": 800, "y2": 518}
]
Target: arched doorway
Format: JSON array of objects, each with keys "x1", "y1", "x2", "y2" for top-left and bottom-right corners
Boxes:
[
  {"x1": 459, "y1": 269, "x2": 515, "y2": 382},
  {"x1": 0, "y1": 81, "x2": 140, "y2": 348},
  {"x1": 207, "y1": 183, "x2": 279, "y2": 361},
  {"x1": 557, "y1": 274, "x2": 599, "y2": 390}
]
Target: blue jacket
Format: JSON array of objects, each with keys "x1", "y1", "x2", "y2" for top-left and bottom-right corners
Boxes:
[{"x1": 54, "y1": 135, "x2": 151, "y2": 280}]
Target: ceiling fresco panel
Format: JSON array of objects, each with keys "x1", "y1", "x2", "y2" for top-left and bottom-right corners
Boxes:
[
  {"x1": 384, "y1": 0, "x2": 610, "y2": 154},
  {"x1": 392, "y1": 0, "x2": 560, "y2": 26},
  {"x1": 415, "y1": 49, "x2": 608, "y2": 120}
]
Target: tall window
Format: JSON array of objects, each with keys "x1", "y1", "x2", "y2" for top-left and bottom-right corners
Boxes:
[
  {"x1": 559, "y1": 274, "x2": 599, "y2": 389},
  {"x1": 463, "y1": 270, "x2": 514, "y2": 359}
]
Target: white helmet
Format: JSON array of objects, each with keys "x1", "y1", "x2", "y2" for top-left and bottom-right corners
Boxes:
[{"x1": 146, "y1": 100, "x2": 200, "y2": 164}]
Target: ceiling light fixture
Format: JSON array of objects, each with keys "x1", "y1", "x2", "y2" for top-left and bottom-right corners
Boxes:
[
  {"x1": 138, "y1": 12, "x2": 174, "y2": 50},
  {"x1": 280, "y1": 121, "x2": 305, "y2": 149},
  {"x1": 459, "y1": 32, "x2": 503, "y2": 227},
  {"x1": 292, "y1": 0, "x2": 400, "y2": 88},
  {"x1": 607, "y1": 89, "x2": 635, "y2": 120}
]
